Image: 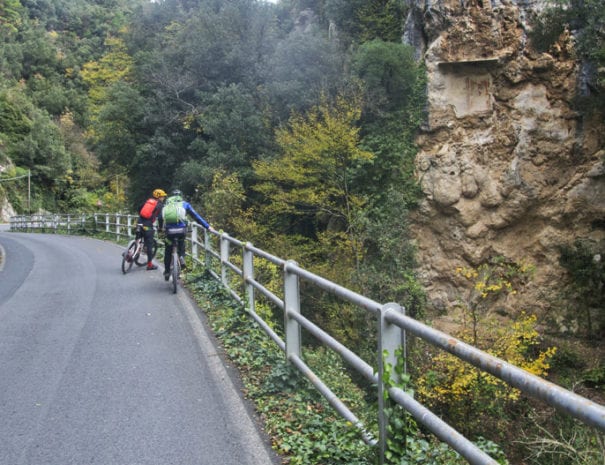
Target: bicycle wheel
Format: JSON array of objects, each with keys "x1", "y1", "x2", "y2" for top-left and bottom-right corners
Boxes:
[
  {"x1": 171, "y1": 251, "x2": 179, "y2": 294},
  {"x1": 121, "y1": 240, "x2": 137, "y2": 274},
  {"x1": 134, "y1": 238, "x2": 147, "y2": 266}
]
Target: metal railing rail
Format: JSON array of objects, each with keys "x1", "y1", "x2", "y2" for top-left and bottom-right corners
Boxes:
[{"x1": 10, "y1": 213, "x2": 605, "y2": 465}]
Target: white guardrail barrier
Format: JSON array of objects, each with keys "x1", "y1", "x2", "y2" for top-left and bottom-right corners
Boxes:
[{"x1": 10, "y1": 213, "x2": 605, "y2": 465}]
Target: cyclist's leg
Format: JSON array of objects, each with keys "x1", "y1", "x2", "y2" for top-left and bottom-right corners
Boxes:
[
  {"x1": 164, "y1": 236, "x2": 173, "y2": 278},
  {"x1": 133, "y1": 224, "x2": 147, "y2": 266},
  {"x1": 143, "y1": 227, "x2": 156, "y2": 269},
  {"x1": 177, "y1": 235, "x2": 186, "y2": 268}
]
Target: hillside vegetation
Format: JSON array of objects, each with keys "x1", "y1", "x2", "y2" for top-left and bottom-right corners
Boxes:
[{"x1": 1, "y1": 1, "x2": 603, "y2": 464}]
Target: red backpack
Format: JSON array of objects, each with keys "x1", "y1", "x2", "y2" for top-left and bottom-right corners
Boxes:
[{"x1": 139, "y1": 198, "x2": 158, "y2": 219}]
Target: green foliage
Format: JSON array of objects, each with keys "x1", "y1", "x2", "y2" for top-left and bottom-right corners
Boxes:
[
  {"x1": 0, "y1": 89, "x2": 32, "y2": 140},
  {"x1": 81, "y1": 35, "x2": 136, "y2": 134},
  {"x1": 347, "y1": 40, "x2": 426, "y2": 315},
  {"x1": 355, "y1": 187, "x2": 424, "y2": 315},
  {"x1": 0, "y1": 0, "x2": 23, "y2": 35},
  {"x1": 530, "y1": 0, "x2": 605, "y2": 113},
  {"x1": 582, "y1": 363, "x2": 605, "y2": 389},
  {"x1": 558, "y1": 239, "x2": 605, "y2": 339},
  {"x1": 254, "y1": 94, "x2": 371, "y2": 237},
  {"x1": 355, "y1": 0, "x2": 407, "y2": 43},
  {"x1": 415, "y1": 260, "x2": 556, "y2": 448},
  {"x1": 520, "y1": 414, "x2": 605, "y2": 465},
  {"x1": 187, "y1": 83, "x2": 273, "y2": 187},
  {"x1": 381, "y1": 349, "x2": 417, "y2": 463},
  {"x1": 0, "y1": 0, "x2": 140, "y2": 212},
  {"x1": 12, "y1": 109, "x2": 70, "y2": 174},
  {"x1": 91, "y1": 81, "x2": 145, "y2": 167},
  {"x1": 188, "y1": 271, "x2": 375, "y2": 465},
  {"x1": 394, "y1": 437, "x2": 509, "y2": 465},
  {"x1": 352, "y1": 39, "x2": 423, "y2": 116},
  {"x1": 323, "y1": 0, "x2": 408, "y2": 44},
  {"x1": 381, "y1": 349, "x2": 510, "y2": 465},
  {"x1": 529, "y1": 3, "x2": 568, "y2": 54},
  {"x1": 199, "y1": 169, "x2": 248, "y2": 234}
]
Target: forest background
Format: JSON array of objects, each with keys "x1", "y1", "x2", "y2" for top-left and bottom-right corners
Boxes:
[{"x1": 1, "y1": 0, "x2": 603, "y2": 464}]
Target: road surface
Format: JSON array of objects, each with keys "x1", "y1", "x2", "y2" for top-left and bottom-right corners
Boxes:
[{"x1": 0, "y1": 230, "x2": 280, "y2": 465}]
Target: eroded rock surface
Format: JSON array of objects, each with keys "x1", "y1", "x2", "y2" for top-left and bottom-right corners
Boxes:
[{"x1": 406, "y1": 0, "x2": 604, "y2": 328}]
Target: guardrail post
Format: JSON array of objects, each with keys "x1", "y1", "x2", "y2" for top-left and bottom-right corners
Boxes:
[
  {"x1": 116, "y1": 214, "x2": 121, "y2": 241},
  {"x1": 378, "y1": 302, "x2": 406, "y2": 465},
  {"x1": 220, "y1": 232, "x2": 230, "y2": 287},
  {"x1": 284, "y1": 260, "x2": 301, "y2": 360},
  {"x1": 191, "y1": 226, "x2": 198, "y2": 260},
  {"x1": 67, "y1": 214, "x2": 71, "y2": 233},
  {"x1": 204, "y1": 230, "x2": 211, "y2": 269},
  {"x1": 105, "y1": 213, "x2": 110, "y2": 233},
  {"x1": 127, "y1": 215, "x2": 132, "y2": 238},
  {"x1": 243, "y1": 243, "x2": 255, "y2": 314}
]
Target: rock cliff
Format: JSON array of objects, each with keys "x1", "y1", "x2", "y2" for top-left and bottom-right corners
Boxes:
[{"x1": 405, "y1": 0, "x2": 604, "y2": 331}]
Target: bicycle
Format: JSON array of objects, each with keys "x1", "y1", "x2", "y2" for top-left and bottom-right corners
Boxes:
[
  {"x1": 121, "y1": 224, "x2": 158, "y2": 274},
  {"x1": 164, "y1": 235, "x2": 181, "y2": 293}
]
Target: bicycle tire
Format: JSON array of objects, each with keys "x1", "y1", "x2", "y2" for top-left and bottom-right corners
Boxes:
[
  {"x1": 171, "y1": 251, "x2": 179, "y2": 294},
  {"x1": 121, "y1": 240, "x2": 137, "y2": 274}
]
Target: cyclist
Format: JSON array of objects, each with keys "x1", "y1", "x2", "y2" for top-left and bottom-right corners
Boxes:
[
  {"x1": 162, "y1": 189, "x2": 214, "y2": 280},
  {"x1": 137, "y1": 188, "x2": 167, "y2": 270}
]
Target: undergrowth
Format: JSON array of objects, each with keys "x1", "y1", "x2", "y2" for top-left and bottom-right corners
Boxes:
[
  {"x1": 184, "y1": 270, "x2": 512, "y2": 465},
  {"x1": 186, "y1": 270, "x2": 375, "y2": 465}
]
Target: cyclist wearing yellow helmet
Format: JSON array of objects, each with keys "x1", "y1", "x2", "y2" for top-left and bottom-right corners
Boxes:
[
  {"x1": 137, "y1": 188, "x2": 167, "y2": 270},
  {"x1": 153, "y1": 188, "x2": 167, "y2": 199}
]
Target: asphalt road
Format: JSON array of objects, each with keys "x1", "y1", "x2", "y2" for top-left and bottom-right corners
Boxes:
[{"x1": 0, "y1": 230, "x2": 280, "y2": 465}]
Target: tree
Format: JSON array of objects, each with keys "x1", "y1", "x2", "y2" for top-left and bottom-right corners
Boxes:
[
  {"x1": 351, "y1": 39, "x2": 421, "y2": 115},
  {"x1": 0, "y1": 88, "x2": 31, "y2": 142},
  {"x1": 8, "y1": 105, "x2": 72, "y2": 201},
  {"x1": 91, "y1": 81, "x2": 145, "y2": 168},
  {"x1": 80, "y1": 36, "x2": 134, "y2": 112},
  {"x1": 183, "y1": 83, "x2": 274, "y2": 189},
  {"x1": 253, "y1": 93, "x2": 372, "y2": 269},
  {"x1": 323, "y1": 0, "x2": 407, "y2": 44},
  {"x1": 0, "y1": 0, "x2": 22, "y2": 35},
  {"x1": 264, "y1": 23, "x2": 346, "y2": 122},
  {"x1": 81, "y1": 36, "x2": 140, "y2": 169}
]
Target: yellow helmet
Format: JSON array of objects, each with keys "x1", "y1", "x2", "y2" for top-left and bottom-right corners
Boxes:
[{"x1": 153, "y1": 188, "x2": 167, "y2": 199}]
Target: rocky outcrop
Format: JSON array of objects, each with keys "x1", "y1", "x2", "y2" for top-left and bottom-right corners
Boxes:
[
  {"x1": 0, "y1": 195, "x2": 16, "y2": 223},
  {"x1": 405, "y1": 0, "x2": 605, "y2": 329}
]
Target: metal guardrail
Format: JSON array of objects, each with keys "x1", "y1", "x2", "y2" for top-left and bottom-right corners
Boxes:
[{"x1": 10, "y1": 213, "x2": 605, "y2": 465}]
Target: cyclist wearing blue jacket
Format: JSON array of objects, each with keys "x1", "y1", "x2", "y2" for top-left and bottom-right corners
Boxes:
[{"x1": 162, "y1": 189, "x2": 214, "y2": 280}]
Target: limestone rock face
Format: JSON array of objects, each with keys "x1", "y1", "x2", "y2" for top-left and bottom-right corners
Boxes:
[
  {"x1": 0, "y1": 195, "x2": 16, "y2": 223},
  {"x1": 406, "y1": 0, "x2": 605, "y2": 322}
]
